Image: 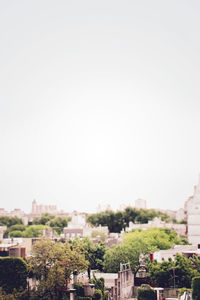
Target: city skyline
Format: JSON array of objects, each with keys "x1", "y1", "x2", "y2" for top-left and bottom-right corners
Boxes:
[{"x1": 1, "y1": 1, "x2": 200, "y2": 213}]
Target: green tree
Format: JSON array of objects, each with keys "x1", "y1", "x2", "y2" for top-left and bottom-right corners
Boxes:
[
  {"x1": 32, "y1": 214, "x2": 71, "y2": 235},
  {"x1": 148, "y1": 254, "x2": 195, "y2": 288},
  {"x1": 192, "y1": 276, "x2": 200, "y2": 300},
  {"x1": 93, "y1": 289, "x2": 102, "y2": 300},
  {"x1": 32, "y1": 213, "x2": 54, "y2": 225},
  {"x1": 0, "y1": 216, "x2": 23, "y2": 228},
  {"x1": 71, "y1": 238, "x2": 105, "y2": 272},
  {"x1": 175, "y1": 254, "x2": 194, "y2": 288},
  {"x1": 103, "y1": 228, "x2": 187, "y2": 274},
  {"x1": 0, "y1": 258, "x2": 27, "y2": 293},
  {"x1": 49, "y1": 216, "x2": 71, "y2": 234},
  {"x1": 87, "y1": 208, "x2": 174, "y2": 233},
  {"x1": 10, "y1": 230, "x2": 24, "y2": 237},
  {"x1": 137, "y1": 284, "x2": 156, "y2": 300},
  {"x1": 103, "y1": 244, "x2": 133, "y2": 273},
  {"x1": 22, "y1": 225, "x2": 49, "y2": 238},
  {"x1": 9, "y1": 224, "x2": 26, "y2": 232},
  {"x1": 28, "y1": 239, "x2": 88, "y2": 299},
  {"x1": 148, "y1": 259, "x2": 174, "y2": 287}
]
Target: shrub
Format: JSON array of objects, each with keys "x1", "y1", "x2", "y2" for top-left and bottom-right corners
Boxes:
[
  {"x1": 74, "y1": 282, "x2": 85, "y2": 297},
  {"x1": 137, "y1": 284, "x2": 156, "y2": 300},
  {"x1": 90, "y1": 276, "x2": 105, "y2": 294},
  {"x1": 76, "y1": 297, "x2": 92, "y2": 300},
  {"x1": 179, "y1": 287, "x2": 192, "y2": 296},
  {"x1": 93, "y1": 289, "x2": 102, "y2": 300},
  {"x1": 192, "y1": 277, "x2": 200, "y2": 300},
  {"x1": 0, "y1": 258, "x2": 27, "y2": 293}
]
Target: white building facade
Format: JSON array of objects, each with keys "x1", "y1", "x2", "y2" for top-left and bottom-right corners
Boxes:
[{"x1": 185, "y1": 176, "x2": 200, "y2": 245}]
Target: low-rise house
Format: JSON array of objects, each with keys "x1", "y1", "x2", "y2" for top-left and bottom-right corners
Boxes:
[
  {"x1": 0, "y1": 241, "x2": 26, "y2": 258},
  {"x1": 152, "y1": 244, "x2": 199, "y2": 262}
]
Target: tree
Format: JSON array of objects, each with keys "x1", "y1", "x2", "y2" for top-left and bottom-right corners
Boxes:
[
  {"x1": 32, "y1": 213, "x2": 71, "y2": 235},
  {"x1": 71, "y1": 237, "x2": 106, "y2": 273},
  {"x1": 22, "y1": 225, "x2": 49, "y2": 237},
  {"x1": 137, "y1": 284, "x2": 156, "y2": 300},
  {"x1": 93, "y1": 289, "x2": 102, "y2": 300},
  {"x1": 103, "y1": 245, "x2": 132, "y2": 273},
  {"x1": 87, "y1": 208, "x2": 174, "y2": 233},
  {"x1": 148, "y1": 254, "x2": 195, "y2": 288},
  {"x1": 103, "y1": 228, "x2": 187, "y2": 274},
  {"x1": 174, "y1": 254, "x2": 194, "y2": 288},
  {"x1": 90, "y1": 274, "x2": 105, "y2": 292},
  {"x1": 49, "y1": 216, "x2": 71, "y2": 234},
  {"x1": 8, "y1": 224, "x2": 26, "y2": 232},
  {"x1": 148, "y1": 259, "x2": 174, "y2": 288},
  {"x1": 0, "y1": 258, "x2": 27, "y2": 293},
  {"x1": 1, "y1": 217, "x2": 24, "y2": 237},
  {"x1": 192, "y1": 277, "x2": 200, "y2": 300},
  {"x1": 28, "y1": 239, "x2": 88, "y2": 299},
  {"x1": 32, "y1": 213, "x2": 54, "y2": 225},
  {"x1": 0, "y1": 216, "x2": 23, "y2": 228},
  {"x1": 10, "y1": 230, "x2": 24, "y2": 237},
  {"x1": 6, "y1": 224, "x2": 50, "y2": 238}
]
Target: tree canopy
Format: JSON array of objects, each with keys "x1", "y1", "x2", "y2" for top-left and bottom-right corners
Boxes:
[
  {"x1": 8, "y1": 225, "x2": 49, "y2": 238},
  {"x1": 0, "y1": 257, "x2": 27, "y2": 293},
  {"x1": 32, "y1": 213, "x2": 71, "y2": 234},
  {"x1": 28, "y1": 239, "x2": 88, "y2": 299},
  {"x1": 71, "y1": 237, "x2": 106, "y2": 272},
  {"x1": 148, "y1": 254, "x2": 197, "y2": 288},
  {"x1": 0, "y1": 216, "x2": 23, "y2": 228},
  {"x1": 87, "y1": 207, "x2": 172, "y2": 233},
  {"x1": 103, "y1": 228, "x2": 188, "y2": 273}
]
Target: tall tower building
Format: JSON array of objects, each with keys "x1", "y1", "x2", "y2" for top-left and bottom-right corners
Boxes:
[{"x1": 32, "y1": 199, "x2": 37, "y2": 214}]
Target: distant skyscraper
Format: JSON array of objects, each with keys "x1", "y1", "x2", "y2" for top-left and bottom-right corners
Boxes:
[{"x1": 135, "y1": 198, "x2": 147, "y2": 209}]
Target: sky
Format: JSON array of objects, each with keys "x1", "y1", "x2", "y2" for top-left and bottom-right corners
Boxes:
[{"x1": 0, "y1": 0, "x2": 200, "y2": 213}]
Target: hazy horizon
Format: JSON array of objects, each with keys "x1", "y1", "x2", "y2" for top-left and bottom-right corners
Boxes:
[{"x1": 1, "y1": 1, "x2": 200, "y2": 213}]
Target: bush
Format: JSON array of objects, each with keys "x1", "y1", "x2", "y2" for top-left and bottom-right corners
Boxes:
[
  {"x1": 137, "y1": 284, "x2": 156, "y2": 300},
  {"x1": 0, "y1": 258, "x2": 27, "y2": 293},
  {"x1": 0, "y1": 287, "x2": 30, "y2": 300},
  {"x1": 74, "y1": 282, "x2": 85, "y2": 297},
  {"x1": 76, "y1": 297, "x2": 92, "y2": 300},
  {"x1": 179, "y1": 287, "x2": 192, "y2": 296},
  {"x1": 90, "y1": 277, "x2": 105, "y2": 294},
  {"x1": 192, "y1": 277, "x2": 200, "y2": 300},
  {"x1": 93, "y1": 289, "x2": 102, "y2": 300},
  {"x1": 10, "y1": 230, "x2": 24, "y2": 237}
]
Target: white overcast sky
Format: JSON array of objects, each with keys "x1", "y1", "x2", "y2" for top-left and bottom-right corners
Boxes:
[{"x1": 1, "y1": 0, "x2": 200, "y2": 213}]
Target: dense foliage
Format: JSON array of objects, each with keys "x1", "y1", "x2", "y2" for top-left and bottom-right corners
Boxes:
[
  {"x1": 0, "y1": 216, "x2": 23, "y2": 228},
  {"x1": 0, "y1": 288, "x2": 29, "y2": 300},
  {"x1": 87, "y1": 207, "x2": 172, "y2": 232},
  {"x1": 32, "y1": 213, "x2": 71, "y2": 234},
  {"x1": 89, "y1": 276, "x2": 105, "y2": 296},
  {"x1": 148, "y1": 254, "x2": 197, "y2": 288},
  {"x1": 71, "y1": 237, "x2": 106, "y2": 276},
  {"x1": 28, "y1": 239, "x2": 88, "y2": 299},
  {"x1": 103, "y1": 228, "x2": 187, "y2": 273},
  {"x1": 137, "y1": 284, "x2": 156, "y2": 300},
  {"x1": 0, "y1": 258, "x2": 27, "y2": 293},
  {"x1": 192, "y1": 277, "x2": 200, "y2": 300},
  {"x1": 4, "y1": 213, "x2": 71, "y2": 238},
  {"x1": 7, "y1": 224, "x2": 49, "y2": 238}
]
